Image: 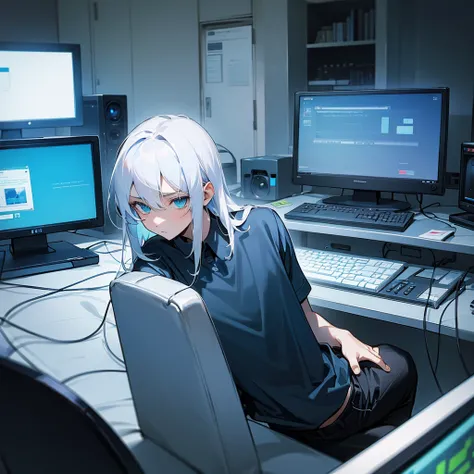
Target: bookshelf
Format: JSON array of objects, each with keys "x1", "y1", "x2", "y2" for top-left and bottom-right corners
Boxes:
[
  {"x1": 306, "y1": 0, "x2": 379, "y2": 90},
  {"x1": 307, "y1": 40, "x2": 375, "y2": 49}
]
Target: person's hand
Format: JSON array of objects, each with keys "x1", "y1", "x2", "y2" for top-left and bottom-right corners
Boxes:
[{"x1": 336, "y1": 330, "x2": 390, "y2": 375}]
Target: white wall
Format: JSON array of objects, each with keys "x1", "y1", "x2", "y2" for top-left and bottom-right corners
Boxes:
[
  {"x1": 131, "y1": 0, "x2": 201, "y2": 126},
  {"x1": 412, "y1": 0, "x2": 474, "y2": 174},
  {"x1": 0, "y1": 0, "x2": 58, "y2": 42},
  {"x1": 287, "y1": 0, "x2": 308, "y2": 149},
  {"x1": 199, "y1": 0, "x2": 251, "y2": 22},
  {"x1": 58, "y1": 0, "x2": 200, "y2": 131},
  {"x1": 253, "y1": 0, "x2": 307, "y2": 156},
  {"x1": 57, "y1": 0, "x2": 94, "y2": 96},
  {"x1": 254, "y1": 0, "x2": 289, "y2": 156}
]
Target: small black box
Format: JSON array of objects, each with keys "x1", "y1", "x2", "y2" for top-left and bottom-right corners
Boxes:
[{"x1": 241, "y1": 155, "x2": 301, "y2": 201}]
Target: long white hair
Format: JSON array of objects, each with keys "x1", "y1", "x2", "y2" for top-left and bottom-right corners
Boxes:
[{"x1": 109, "y1": 114, "x2": 253, "y2": 279}]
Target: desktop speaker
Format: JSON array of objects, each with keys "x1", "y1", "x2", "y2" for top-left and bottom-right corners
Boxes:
[
  {"x1": 70, "y1": 94, "x2": 128, "y2": 234},
  {"x1": 241, "y1": 155, "x2": 302, "y2": 201}
]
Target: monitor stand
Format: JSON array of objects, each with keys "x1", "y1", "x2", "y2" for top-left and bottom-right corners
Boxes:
[
  {"x1": 322, "y1": 190, "x2": 411, "y2": 212},
  {"x1": 449, "y1": 211, "x2": 474, "y2": 231},
  {"x1": 0, "y1": 129, "x2": 22, "y2": 140},
  {"x1": 0, "y1": 234, "x2": 99, "y2": 281}
]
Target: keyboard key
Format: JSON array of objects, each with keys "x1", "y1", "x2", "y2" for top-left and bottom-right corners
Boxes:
[{"x1": 296, "y1": 247, "x2": 406, "y2": 294}]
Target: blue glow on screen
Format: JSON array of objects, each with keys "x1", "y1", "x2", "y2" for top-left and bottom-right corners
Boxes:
[
  {"x1": 400, "y1": 413, "x2": 474, "y2": 474},
  {"x1": 0, "y1": 143, "x2": 97, "y2": 232},
  {"x1": 297, "y1": 92, "x2": 443, "y2": 181}
]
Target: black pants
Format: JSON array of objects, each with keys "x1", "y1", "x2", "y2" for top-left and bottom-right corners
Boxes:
[{"x1": 271, "y1": 344, "x2": 418, "y2": 453}]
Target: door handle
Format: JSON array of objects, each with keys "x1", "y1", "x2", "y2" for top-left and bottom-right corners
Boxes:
[{"x1": 205, "y1": 97, "x2": 212, "y2": 118}]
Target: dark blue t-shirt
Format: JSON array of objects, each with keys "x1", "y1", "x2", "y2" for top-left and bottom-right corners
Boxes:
[{"x1": 133, "y1": 206, "x2": 350, "y2": 429}]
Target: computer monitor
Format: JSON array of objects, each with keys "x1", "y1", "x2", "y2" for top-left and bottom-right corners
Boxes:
[
  {"x1": 0, "y1": 42, "x2": 83, "y2": 139},
  {"x1": 0, "y1": 136, "x2": 103, "y2": 280},
  {"x1": 459, "y1": 144, "x2": 474, "y2": 213},
  {"x1": 399, "y1": 413, "x2": 474, "y2": 474},
  {"x1": 293, "y1": 88, "x2": 450, "y2": 211},
  {"x1": 449, "y1": 144, "x2": 474, "y2": 230},
  {"x1": 331, "y1": 375, "x2": 474, "y2": 474}
]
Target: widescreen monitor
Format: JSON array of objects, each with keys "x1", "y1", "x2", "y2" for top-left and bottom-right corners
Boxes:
[
  {"x1": 293, "y1": 88, "x2": 449, "y2": 211},
  {"x1": 0, "y1": 42, "x2": 83, "y2": 139}
]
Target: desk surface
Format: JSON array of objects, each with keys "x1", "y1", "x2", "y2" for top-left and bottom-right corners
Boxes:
[{"x1": 0, "y1": 235, "x2": 143, "y2": 456}]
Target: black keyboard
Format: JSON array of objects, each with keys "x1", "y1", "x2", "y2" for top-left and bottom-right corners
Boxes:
[{"x1": 284, "y1": 202, "x2": 415, "y2": 232}]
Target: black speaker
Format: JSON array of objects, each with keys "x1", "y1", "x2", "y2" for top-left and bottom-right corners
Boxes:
[
  {"x1": 241, "y1": 155, "x2": 301, "y2": 201},
  {"x1": 71, "y1": 95, "x2": 128, "y2": 234}
]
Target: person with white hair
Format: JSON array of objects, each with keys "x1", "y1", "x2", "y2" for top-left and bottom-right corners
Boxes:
[{"x1": 110, "y1": 114, "x2": 418, "y2": 455}]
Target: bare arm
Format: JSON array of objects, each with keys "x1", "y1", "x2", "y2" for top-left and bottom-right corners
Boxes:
[
  {"x1": 301, "y1": 298, "x2": 390, "y2": 374},
  {"x1": 301, "y1": 298, "x2": 346, "y2": 348}
]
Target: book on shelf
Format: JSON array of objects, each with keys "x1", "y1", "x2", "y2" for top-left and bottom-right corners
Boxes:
[
  {"x1": 369, "y1": 9, "x2": 375, "y2": 40},
  {"x1": 312, "y1": 8, "x2": 376, "y2": 45},
  {"x1": 309, "y1": 79, "x2": 351, "y2": 86}
]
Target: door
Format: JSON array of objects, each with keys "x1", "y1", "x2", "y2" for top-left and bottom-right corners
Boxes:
[
  {"x1": 90, "y1": 0, "x2": 134, "y2": 129},
  {"x1": 201, "y1": 23, "x2": 256, "y2": 185}
]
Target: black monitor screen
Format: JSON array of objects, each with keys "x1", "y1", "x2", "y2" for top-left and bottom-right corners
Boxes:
[
  {"x1": 0, "y1": 138, "x2": 99, "y2": 237},
  {"x1": 463, "y1": 156, "x2": 474, "y2": 205},
  {"x1": 297, "y1": 91, "x2": 443, "y2": 181}
]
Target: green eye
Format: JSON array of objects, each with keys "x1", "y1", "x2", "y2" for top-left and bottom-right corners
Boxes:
[{"x1": 172, "y1": 197, "x2": 188, "y2": 209}]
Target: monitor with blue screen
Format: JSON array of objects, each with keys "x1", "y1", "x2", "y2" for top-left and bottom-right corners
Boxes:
[
  {"x1": 292, "y1": 88, "x2": 449, "y2": 211},
  {"x1": 0, "y1": 135, "x2": 103, "y2": 280}
]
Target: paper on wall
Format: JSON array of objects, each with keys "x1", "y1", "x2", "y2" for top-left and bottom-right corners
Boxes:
[
  {"x1": 206, "y1": 54, "x2": 223, "y2": 83},
  {"x1": 228, "y1": 59, "x2": 249, "y2": 87}
]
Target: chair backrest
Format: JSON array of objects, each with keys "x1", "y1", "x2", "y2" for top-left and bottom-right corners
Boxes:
[
  {"x1": 110, "y1": 272, "x2": 262, "y2": 474},
  {"x1": 0, "y1": 356, "x2": 143, "y2": 474}
]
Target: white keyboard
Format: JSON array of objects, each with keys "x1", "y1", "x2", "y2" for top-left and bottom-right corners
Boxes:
[{"x1": 295, "y1": 247, "x2": 406, "y2": 293}]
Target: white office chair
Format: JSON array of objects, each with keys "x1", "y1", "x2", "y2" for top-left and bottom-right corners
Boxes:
[{"x1": 109, "y1": 272, "x2": 363, "y2": 473}]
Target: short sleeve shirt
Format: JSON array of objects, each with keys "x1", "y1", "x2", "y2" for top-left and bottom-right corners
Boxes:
[{"x1": 133, "y1": 206, "x2": 351, "y2": 429}]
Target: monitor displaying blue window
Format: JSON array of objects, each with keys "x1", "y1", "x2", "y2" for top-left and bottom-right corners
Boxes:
[
  {"x1": 0, "y1": 142, "x2": 97, "y2": 233},
  {"x1": 400, "y1": 412, "x2": 474, "y2": 474}
]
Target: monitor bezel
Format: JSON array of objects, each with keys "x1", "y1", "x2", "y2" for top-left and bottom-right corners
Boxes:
[
  {"x1": 0, "y1": 42, "x2": 84, "y2": 130},
  {"x1": 459, "y1": 143, "x2": 474, "y2": 214},
  {"x1": 0, "y1": 135, "x2": 104, "y2": 241},
  {"x1": 292, "y1": 87, "x2": 450, "y2": 196},
  {"x1": 330, "y1": 376, "x2": 474, "y2": 474},
  {"x1": 390, "y1": 393, "x2": 474, "y2": 473}
]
